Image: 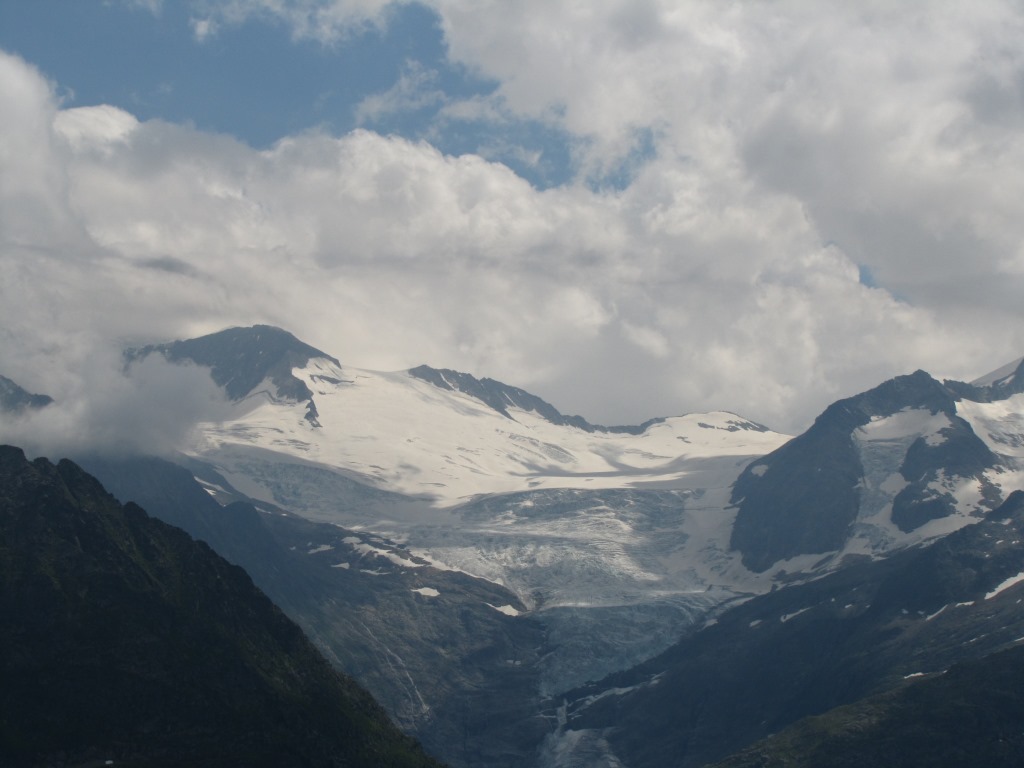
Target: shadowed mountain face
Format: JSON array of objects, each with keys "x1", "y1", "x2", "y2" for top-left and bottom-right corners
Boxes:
[
  {"x1": 0, "y1": 445, "x2": 442, "y2": 768},
  {"x1": 730, "y1": 370, "x2": 1002, "y2": 572},
  {"x1": 126, "y1": 324, "x2": 336, "y2": 403},
  {"x1": 709, "y1": 643, "x2": 1024, "y2": 768},
  {"x1": 0, "y1": 375, "x2": 52, "y2": 413},
  {"x1": 78, "y1": 453, "x2": 549, "y2": 768},
  {"x1": 947, "y1": 356, "x2": 1024, "y2": 402}
]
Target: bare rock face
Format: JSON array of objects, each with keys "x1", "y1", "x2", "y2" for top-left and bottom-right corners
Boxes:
[{"x1": 730, "y1": 370, "x2": 1002, "y2": 572}]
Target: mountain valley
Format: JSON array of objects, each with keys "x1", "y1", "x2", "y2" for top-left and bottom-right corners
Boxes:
[{"x1": 4, "y1": 324, "x2": 1024, "y2": 767}]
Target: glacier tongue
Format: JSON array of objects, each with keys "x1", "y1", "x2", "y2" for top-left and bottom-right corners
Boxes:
[
  {"x1": 183, "y1": 358, "x2": 790, "y2": 688},
  {"x1": 187, "y1": 358, "x2": 788, "y2": 608}
]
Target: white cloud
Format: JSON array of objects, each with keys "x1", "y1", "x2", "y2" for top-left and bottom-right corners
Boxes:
[
  {"x1": 54, "y1": 104, "x2": 139, "y2": 151},
  {"x1": 190, "y1": 17, "x2": 219, "y2": 42},
  {"x1": 432, "y1": 2, "x2": 1024, "y2": 312},
  {"x1": 5, "y1": 1, "x2": 1024, "y2": 440},
  {"x1": 0, "y1": 350, "x2": 232, "y2": 459},
  {"x1": 356, "y1": 60, "x2": 447, "y2": 125},
  {"x1": 0, "y1": 51, "x2": 86, "y2": 253}
]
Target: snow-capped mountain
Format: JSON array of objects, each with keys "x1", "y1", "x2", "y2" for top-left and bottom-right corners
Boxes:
[
  {"x1": 131, "y1": 325, "x2": 792, "y2": 692},
  {"x1": 148, "y1": 327, "x2": 785, "y2": 506},
  {"x1": 0, "y1": 374, "x2": 52, "y2": 413},
  {"x1": 731, "y1": 365, "x2": 1024, "y2": 573},
  {"x1": 549, "y1": 489, "x2": 1024, "y2": 768},
  {"x1": 8, "y1": 326, "x2": 1024, "y2": 768},
  {"x1": 129, "y1": 329, "x2": 1024, "y2": 613},
  {"x1": 969, "y1": 355, "x2": 1024, "y2": 390}
]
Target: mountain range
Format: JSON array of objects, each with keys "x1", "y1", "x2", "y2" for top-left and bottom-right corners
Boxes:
[{"x1": 4, "y1": 324, "x2": 1024, "y2": 766}]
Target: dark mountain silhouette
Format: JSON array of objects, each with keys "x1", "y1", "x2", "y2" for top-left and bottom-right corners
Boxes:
[
  {"x1": 77, "y1": 453, "x2": 548, "y2": 768},
  {"x1": 710, "y1": 643, "x2": 1024, "y2": 768},
  {"x1": 0, "y1": 445, "x2": 442, "y2": 768},
  {"x1": 126, "y1": 325, "x2": 336, "y2": 424},
  {"x1": 0, "y1": 374, "x2": 52, "y2": 413}
]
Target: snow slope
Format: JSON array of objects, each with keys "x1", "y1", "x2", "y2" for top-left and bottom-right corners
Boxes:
[
  {"x1": 846, "y1": 408, "x2": 984, "y2": 554},
  {"x1": 183, "y1": 354, "x2": 789, "y2": 690},
  {"x1": 840, "y1": 396, "x2": 1024, "y2": 558},
  {"x1": 113, "y1": 325, "x2": 1024, "y2": 701},
  {"x1": 192, "y1": 355, "x2": 787, "y2": 507}
]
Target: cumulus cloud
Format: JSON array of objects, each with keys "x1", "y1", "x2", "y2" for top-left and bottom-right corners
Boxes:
[
  {"x1": 0, "y1": 351, "x2": 231, "y2": 460},
  {"x1": 0, "y1": 52, "x2": 88, "y2": 254},
  {"x1": 4, "y1": 1, "x2": 1024, "y2": 440},
  {"x1": 428, "y1": 3, "x2": 1024, "y2": 279}
]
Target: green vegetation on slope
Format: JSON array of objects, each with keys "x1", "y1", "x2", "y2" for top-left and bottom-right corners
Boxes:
[{"x1": 709, "y1": 644, "x2": 1024, "y2": 768}]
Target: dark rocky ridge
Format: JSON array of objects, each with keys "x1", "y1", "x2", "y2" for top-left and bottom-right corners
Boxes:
[
  {"x1": 946, "y1": 355, "x2": 1024, "y2": 402},
  {"x1": 79, "y1": 453, "x2": 549, "y2": 768},
  {"x1": 0, "y1": 374, "x2": 52, "y2": 412},
  {"x1": 730, "y1": 369, "x2": 1001, "y2": 572},
  {"x1": 127, "y1": 325, "x2": 335, "y2": 425},
  {"x1": 409, "y1": 364, "x2": 665, "y2": 434},
  {"x1": 0, "y1": 445, "x2": 441, "y2": 768}
]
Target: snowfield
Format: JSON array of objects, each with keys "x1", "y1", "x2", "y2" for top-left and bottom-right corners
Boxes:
[
  {"x1": 184, "y1": 356, "x2": 792, "y2": 689},
  {"x1": 178, "y1": 353, "x2": 1024, "y2": 693},
  {"x1": 187, "y1": 358, "x2": 790, "y2": 602},
  {"x1": 193, "y1": 356, "x2": 788, "y2": 505}
]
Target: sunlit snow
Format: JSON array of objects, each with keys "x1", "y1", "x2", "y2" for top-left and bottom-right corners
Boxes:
[
  {"x1": 193, "y1": 357, "x2": 788, "y2": 506},
  {"x1": 958, "y1": 394, "x2": 1024, "y2": 465},
  {"x1": 985, "y1": 572, "x2": 1024, "y2": 600},
  {"x1": 178, "y1": 355, "x2": 1024, "y2": 693},
  {"x1": 486, "y1": 603, "x2": 521, "y2": 616},
  {"x1": 186, "y1": 356, "x2": 791, "y2": 615}
]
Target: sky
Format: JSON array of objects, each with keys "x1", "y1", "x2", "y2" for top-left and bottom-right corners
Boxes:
[{"x1": 2, "y1": 0, "x2": 1024, "y2": 454}]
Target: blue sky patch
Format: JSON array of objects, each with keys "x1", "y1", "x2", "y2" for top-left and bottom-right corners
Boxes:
[{"x1": 0, "y1": 0, "x2": 576, "y2": 186}]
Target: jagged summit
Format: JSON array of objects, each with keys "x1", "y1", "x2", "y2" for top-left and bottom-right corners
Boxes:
[
  {"x1": 0, "y1": 375, "x2": 52, "y2": 413},
  {"x1": 408, "y1": 364, "x2": 664, "y2": 434},
  {"x1": 730, "y1": 368, "x2": 1007, "y2": 573},
  {"x1": 945, "y1": 355, "x2": 1024, "y2": 403},
  {"x1": 971, "y1": 356, "x2": 1024, "y2": 388},
  {"x1": 117, "y1": 325, "x2": 1024, "y2": 584},
  {"x1": 126, "y1": 325, "x2": 337, "y2": 402}
]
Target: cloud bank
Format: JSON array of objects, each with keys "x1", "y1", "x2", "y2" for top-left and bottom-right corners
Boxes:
[{"x1": 3, "y1": 2, "x2": 1024, "y2": 450}]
